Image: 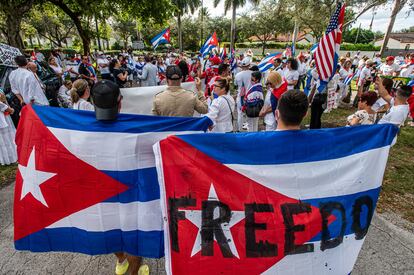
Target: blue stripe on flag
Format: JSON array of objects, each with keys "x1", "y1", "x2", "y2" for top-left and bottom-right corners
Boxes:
[
  {"x1": 305, "y1": 187, "x2": 380, "y2": 242},
  {"x1": 175, "y1": 124, "x2": 398, "y2": 165},
  {"x1": 15, "y1": 228, "x2": 164, "y2": 258},
  {"x1": 33, "y1": 105, "x2": 212, "y2": 133},
  {"x1": 103, "y1": 167, "x2": 159, "y2": 203}
]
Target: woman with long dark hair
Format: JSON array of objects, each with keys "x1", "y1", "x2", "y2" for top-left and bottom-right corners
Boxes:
[{"x1": 109, "y1": 59, "x2": 128, "y2": 88}]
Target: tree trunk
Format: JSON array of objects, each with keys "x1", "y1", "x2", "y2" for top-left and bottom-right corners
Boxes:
[
  {"x1": 5, "y1": 15, "x2": 24, "y2": 50},
  {"x1": 178, "y1": 13, "x2": 183, "y2": 52},
  {"x1": 262, "y1": 42, "x2": 266, "y2": 56},
  {"x1": 230, "y1": 4, "x2": 237, "y2": 53},
  {"x1": 95, "y1": 14, "x2": 101, "y2": 51},
  {"x1": 29, "y1": 36, "x2": 34, "y2": 48},
  {"x1": 380, "y1": 0, "x2": 404, "y2": 56}
]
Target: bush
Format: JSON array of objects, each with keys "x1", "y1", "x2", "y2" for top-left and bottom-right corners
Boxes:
[
  {"x1": 111, "y1": 41, "x2": 123, "y2": 50},
  {"x1": 340, "y1": 43, "x2": 380, "y2": 51}
]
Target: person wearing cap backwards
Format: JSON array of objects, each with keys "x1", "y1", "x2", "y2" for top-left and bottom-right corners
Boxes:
[
  {"x1": 381, "y1": 56, "x2": 401, "y2": 76},
  {"x1": 152, "y1": 65, "x2": 208, "y2": 116},
  {"x1": 91, "y1": 80, "x2": 149, "y2": 275}
]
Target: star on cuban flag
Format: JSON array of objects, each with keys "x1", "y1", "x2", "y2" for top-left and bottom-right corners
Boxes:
[{"x1": 151, "y1": 27, "x2": 171, "y2": 49}]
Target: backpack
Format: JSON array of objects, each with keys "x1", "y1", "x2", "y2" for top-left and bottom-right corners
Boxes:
[{"x1": 245, "y1": 84, "x2": 264, "y2": 118}]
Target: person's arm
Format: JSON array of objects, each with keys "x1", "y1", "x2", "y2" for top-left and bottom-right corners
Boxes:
[
  {"x1": 259, "y1": 104, "x2": 272, "y2": 117},
  {"x1": 375, "y1": 78, "x2": 392, "y2": 104},
  {"x1": 15, "y1": 94, "x2": 24, "y2": 106},
  {"x1": 349, "y1": 116, "x2": 361, "y2": 126},
  {"x1": 152, "y1": 96, "x2": 160, "y2": 115},
  {"x1": 117, "y1": 71, "x2": 128, "y2": 81},
  {"x1": 194, "y1": 78, "x2": 208, "y2": 114}
]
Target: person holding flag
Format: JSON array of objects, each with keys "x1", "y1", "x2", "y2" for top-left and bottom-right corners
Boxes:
[{"x1": 311, "y1": 1, "x2": 345, "y2": 129}]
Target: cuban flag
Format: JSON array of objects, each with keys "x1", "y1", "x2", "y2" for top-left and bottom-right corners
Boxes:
[
  {"x1": 343, "y1": 72, "x2": 355, "y2": 86},
  {"x1": 258, "y1": 52, "x2": 282, "y2": 73},
  {"x1": 219, "y1": 47, "x2": 227, "y2": 60},
  {"x1": 230, "y1": 49, "x2": 237, "y2": 73},
  {"x1": 310, "y1": 43, "x2": 319, "y2": 55},
  {"x1": 14, "y1": 105, "x2": 212, "y2": 257},
  {"x1": 154, "y1": 124, "x2": 398, "y2": 275},
  {"x1": 200, "y1": 32, "x2": 219, "y2": 58},
  {"x1": 314, "y1": 2, "x2": 345, "y2": 93},
  {"x1": 151, "y1": 28, "x2": 171, "y2": 49}
]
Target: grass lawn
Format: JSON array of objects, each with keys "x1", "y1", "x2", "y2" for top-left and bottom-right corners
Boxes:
[{"x1": 0, "y1": 163, "x2": 17, "y2": 187}]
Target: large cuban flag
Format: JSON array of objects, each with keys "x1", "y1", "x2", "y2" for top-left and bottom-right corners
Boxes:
[
  {"x1": 14, "y1": 105, "x2": 212, "y2": 257},
  {"x1": 258, "y1": 52, "x2": 282, "y2": 73},
  {"x1": 154, "y1": 124, "x2": 398, "y2": 274},
  {"x1": 151, "y1": 28, "x2": 171, "y2": 49}
]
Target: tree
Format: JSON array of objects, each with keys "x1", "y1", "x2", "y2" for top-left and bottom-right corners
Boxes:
[
  {"x1": 240, "y1": 0, "x2": 293, "y2": 55},
  {"x1": 112, "y1": 13, "x2": 136, "y2": 48},
  {"x1": 48, "y1": 0, "x2": 173, "y2": 54},
  {"x1": 213, "y1": 0, "x2": 260, "y2": 53},
  {"x1": 0, "y1": 0, "x2": 36, "y2": 50},
  {"x1": 380, "y1": 0, "x2": 412, "y2": 56},
  {"x1": 399, "y1": 26, "x2": 414, "y2": 32},
  {"x1": 25, "y1": 3, "x2": 75, "y2": 47},
  {"x1": 171, "y1": 0, "x2": 201, "y2": 51},
  {"x1": 343, "y1": 28, "x2": 375, "y2": 44}
]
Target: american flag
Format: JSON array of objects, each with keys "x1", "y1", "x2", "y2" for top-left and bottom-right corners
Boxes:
[{"x1": 315, "y1": 2, "x2": 345, "y2": 91}]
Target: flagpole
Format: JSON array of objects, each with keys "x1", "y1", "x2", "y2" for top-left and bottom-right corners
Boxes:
[{"x1": 292, "y1": 19, "x2": 298, "y2": 57}]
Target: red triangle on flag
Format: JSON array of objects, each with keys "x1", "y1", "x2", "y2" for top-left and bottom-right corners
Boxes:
[
  {"x1": 159, "y1": 136, "x2": 334, "y2": 275},
  {"x1": 14, "y1": 106, "x2": 129, "y2": 240}
]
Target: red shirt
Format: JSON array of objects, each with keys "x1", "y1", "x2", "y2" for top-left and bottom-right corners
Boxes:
[
  {"x1": 407, "y1": 89, "x2": 414, "y2": 119},
  {"x1": 272, "y1": 79, "x2": 288, "y2": 99}
]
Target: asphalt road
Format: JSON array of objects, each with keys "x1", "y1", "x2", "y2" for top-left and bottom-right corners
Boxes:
[{"x1": 1, "y1": 182, "x2": 413, "y2": 274}]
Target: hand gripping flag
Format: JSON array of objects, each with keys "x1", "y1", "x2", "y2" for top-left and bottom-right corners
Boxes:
[
  {"x1": 200, "y1": 32, "x2": 219, "y2": 58},
  {"x1": 343, "y1": 72, "x2": 355, "y2": 86},
  {"x1": 14, "y1": 105, "x2": 212, "y2": 257},
  {"x1": 151, "y1": 28, "x2": 171, "y2": 49},
  {"x1": 314, "y1": 2, "x2": 345, "y2": 93},
  {"x1": 154, "y1": 124, "x2": 398, "y2": 275},
  {"x1": 258, "y1": 52, "x2": 282, "y2": 73}
]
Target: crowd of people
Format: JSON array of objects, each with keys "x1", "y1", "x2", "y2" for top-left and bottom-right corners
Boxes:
[
  {"x1": 1, "y1": 48, "x2": 413, "y2": 163},
  {"x1": 0, "y1": 46, "x2": 413, "y2": 274}
]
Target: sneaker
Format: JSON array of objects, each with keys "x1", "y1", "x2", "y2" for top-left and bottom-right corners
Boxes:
[
  {"x1": 242, "y1": 122, "x2": 248, "y2": 130},
  {"x1": 138, "y1": 264, "x2": 150, "y2": 275},
  {"x1": 115, "y1": 259, "x2": 129, "y2": 275}
]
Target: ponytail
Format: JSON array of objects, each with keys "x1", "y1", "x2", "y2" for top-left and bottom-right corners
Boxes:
[{"x1": 70, "y1": 79, "x2": 89, "y2": 104}]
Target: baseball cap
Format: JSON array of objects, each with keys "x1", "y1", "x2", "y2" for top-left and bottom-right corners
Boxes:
[
  {"x1": 166, "y1": 65, "x2": 182, "y2": 80},
  {"x1": 386, "y1": 56, "x2": 395, "y2": 62},
  {"x1": 91, "y1": 80, "x2": 121, "y2": 121}
]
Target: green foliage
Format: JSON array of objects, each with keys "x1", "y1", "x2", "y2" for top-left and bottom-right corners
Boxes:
[
  {"x1": 112, "y1": 12, "x2": 136, "y2": 48},
  {"x1": 340, "y1": 43, "x2": 380, "y2": 51},
  {"x1": 343, "y1": 28, "x2": 376, "y2": 44},
  {"x1": 112, "y1": 41, "x2": 123, "y2": 50}
]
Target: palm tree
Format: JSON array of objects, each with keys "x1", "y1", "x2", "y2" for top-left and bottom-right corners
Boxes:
[
  {"x1": 213, "y1": 0, "x2": 260, "y2": 52},
  {"x1": 172, "y1": 0, "x2": 201, "y2": 51}
]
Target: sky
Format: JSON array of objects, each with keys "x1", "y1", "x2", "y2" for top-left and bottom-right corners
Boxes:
[{"x1": 201, "y1": 0, "x2": 414, "y2": 33}]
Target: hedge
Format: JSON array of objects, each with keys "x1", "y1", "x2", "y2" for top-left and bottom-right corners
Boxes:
[{"x1": 231, "y1": 42, "x2": 380, "y2": 51}]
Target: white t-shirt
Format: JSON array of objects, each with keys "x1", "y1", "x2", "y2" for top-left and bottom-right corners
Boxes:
[
  {"x1": 381, "y1": 63, "x2": 401, "y2": 76},
  {"x1": 285, "y1": 70, "x2": 299, "y2": 90},
  {"x1": 400, "y1": 64, "x2": 414, "y2": 77},
  {"x1": 378, "y1": 98, "x2": 409, "y2": 126},
  {"x1": 234, "y1": 70, "x2": 252, "y2": 97},
  {"x1": 97, "y1": 58, "x2": 110, "y2": 74},
  {"x1": 206, "y1": 94, "x2": 235, "y2": 133},
  {"x1": 298, "y1": 62, "x2": 307, "y2": 76},
  {"x1": 72, "y1": 98, "x2": 95, "y2": 111},
  {"x1": 263, "y1": 90, "x2": 275, "y2": 128},
  {"x1": 8, "y1": 67, "x2": 49, "y2": 105},
  {"x1": 358, "y1": 67, "x2": 371, "y2": 86},
  {"x1": 371, "y1": 98, "x2": 388, "y2": 112}
]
